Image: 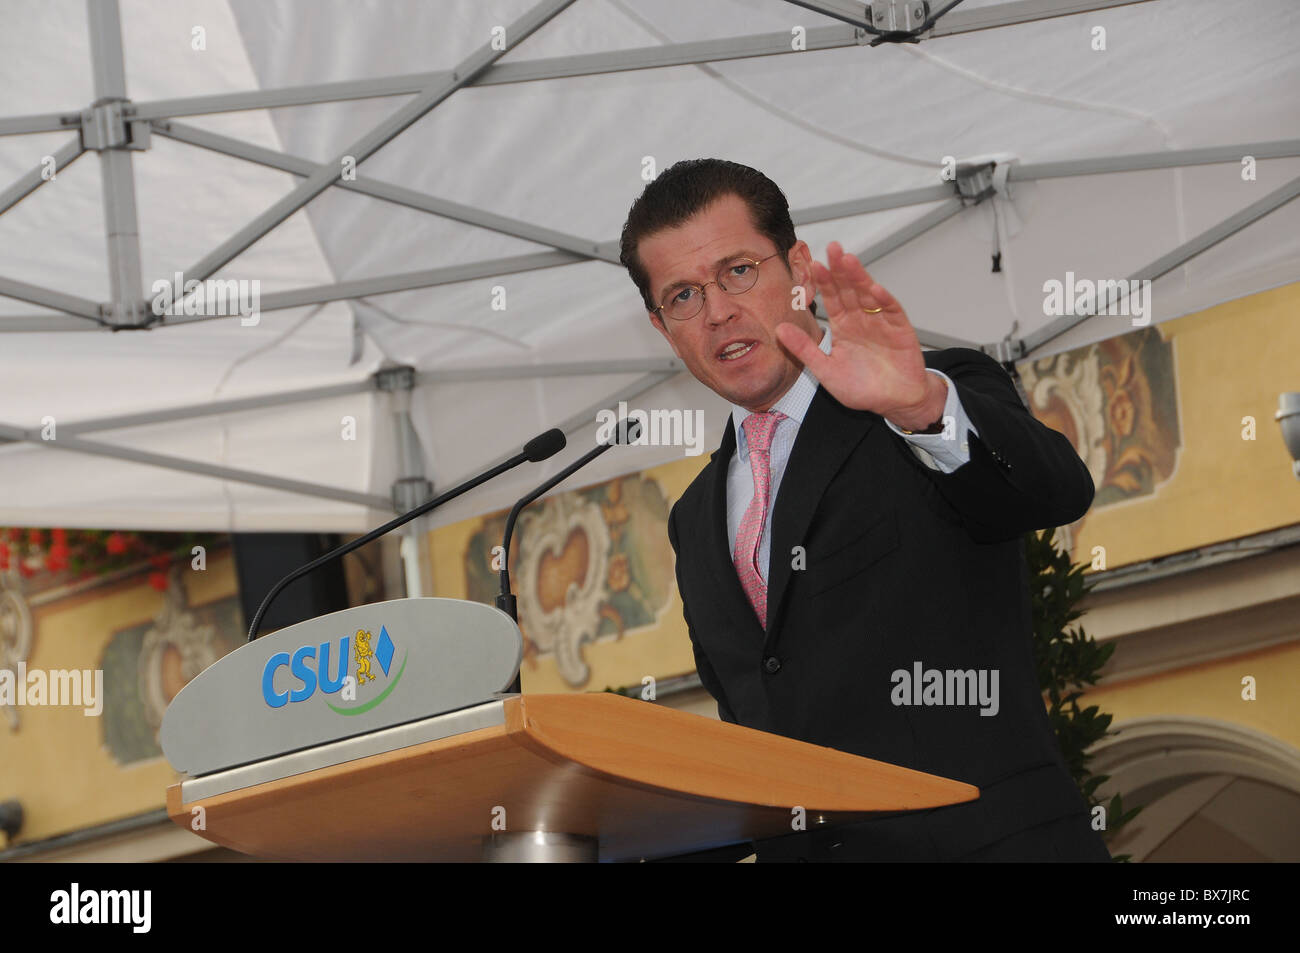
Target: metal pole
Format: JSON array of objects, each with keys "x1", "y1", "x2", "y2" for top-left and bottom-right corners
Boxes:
[
  {"x1": 1021, "y1": 171, "x2": 1300, "y2": 354},
  {"x1": 0, "y1": 421, "x2": 390, "y2": 510},
  {"x1": 87, "y1": 0, "x2": 145, "y2": 328},
  {"x1": 150, "y1": 120, "x2": 614, "y2": 261},
  {"x1": 171, "y1": 0, "x2": 577, "y2": 307},
  {"x1": 0, "y1": 137, "x2": 85, "y2": 215}
]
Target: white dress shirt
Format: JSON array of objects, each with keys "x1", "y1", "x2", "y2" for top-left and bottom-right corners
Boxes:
[{"x1": 726, "y1": 325, "x2": 980, "y2": 582}]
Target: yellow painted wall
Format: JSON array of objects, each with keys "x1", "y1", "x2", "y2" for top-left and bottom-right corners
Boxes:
[
  {"x1": 1070, "y1": 282, "x2": 1300, "y2": 570},
  {"x1": 1084, "y1": 641, "x2": 1300, "y2": 750},
  {"x1": 0, "y1": 551, "x2": 238, "y2": 843}
]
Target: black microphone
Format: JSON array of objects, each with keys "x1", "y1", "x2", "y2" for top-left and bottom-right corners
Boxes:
[
  {"x1": 495, "y1": 418, "x2": 642, "y2": 625},
  {"x1": 246, "y1": 427, "x2": 566, "y2": 642}
]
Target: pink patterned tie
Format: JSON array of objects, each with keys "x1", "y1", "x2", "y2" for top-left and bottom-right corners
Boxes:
[{"x1": 733, "y1": 410, "x2": 786, "y2": 627}]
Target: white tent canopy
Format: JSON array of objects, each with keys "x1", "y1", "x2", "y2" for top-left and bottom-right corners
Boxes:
[{"x1": 2, "y1": 0, "x2": 1298, "y2": 543}]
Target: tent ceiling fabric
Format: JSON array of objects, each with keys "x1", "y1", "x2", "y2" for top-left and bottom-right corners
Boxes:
[{"x1": 1, "y1": 0, "x2": 1297, "y2": 532}]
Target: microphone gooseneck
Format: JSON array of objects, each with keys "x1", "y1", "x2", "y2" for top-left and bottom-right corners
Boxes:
[
  {"x1": 245, "y1": 428, "x2": 566, "y2": 642},
  {"x1": 496, "y1": 419, "x2": 642, "y2": 622}
]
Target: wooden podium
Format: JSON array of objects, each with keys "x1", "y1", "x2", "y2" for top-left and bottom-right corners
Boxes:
[{"x1": 168, "y1": 692, "x2": 978, "y2": 862}]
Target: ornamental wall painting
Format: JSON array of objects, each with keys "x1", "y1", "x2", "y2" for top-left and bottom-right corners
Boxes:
[
  {"x1": 1017, "y1": 324, "x2": 1181, "y2": 549},
  {"x1": 0, "y1": 529, "x2": 240, "y2": 763},
  {"x1": 100, "y1": 564, "x2": 242, "y2": 765},
  {"x1": 463, "y1": 474, "x2": 676, "y2": 689}
]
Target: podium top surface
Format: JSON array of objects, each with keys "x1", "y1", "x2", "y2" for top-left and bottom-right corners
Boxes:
[{"x1": 169, "y1": 692, "x2": 979, "y2": 862}]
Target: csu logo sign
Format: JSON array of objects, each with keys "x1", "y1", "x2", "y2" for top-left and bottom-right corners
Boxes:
[{"x1": 262, "y1": 625, "x2": 407, "y2": 715}]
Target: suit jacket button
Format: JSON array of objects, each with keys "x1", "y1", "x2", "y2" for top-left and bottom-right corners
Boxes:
[{"x1": 764, "y1": 656, "x2": 781, "y2": 674}]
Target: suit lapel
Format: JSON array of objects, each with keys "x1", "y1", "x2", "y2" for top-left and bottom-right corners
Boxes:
[{"x1": 764, "y1": 386, "x2": 878, "y2": 641}]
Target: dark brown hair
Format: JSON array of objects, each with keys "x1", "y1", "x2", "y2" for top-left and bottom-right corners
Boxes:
[{"x1": 619, "y1": 159, "x2": 800, "y2": 313}]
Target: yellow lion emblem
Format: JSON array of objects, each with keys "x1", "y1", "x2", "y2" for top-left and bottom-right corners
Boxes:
[{"x1": 354, "y1": 628, "x2": 376, "y2": 685}]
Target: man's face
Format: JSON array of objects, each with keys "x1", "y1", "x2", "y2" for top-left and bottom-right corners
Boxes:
[{"x1": 639, "y1": 194, "x2": 820, "y2": 414}]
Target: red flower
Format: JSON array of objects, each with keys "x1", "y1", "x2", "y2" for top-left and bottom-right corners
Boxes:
[
  {"x1": 149, "y1": 553, "x2": 171, "y2": 570},
  {"x1": 28, "y1": 528, "x2": 44, "y2": 546},
  {"x1": 46, "y1": 552, "x2": 67, "y2": 572},
  {"x1": 105, "y1": 532, "x2": 126, "y2": 555},
  {"x1": 148, "y1": 571, "x2": 169, "y2": 591},
  {"x1": 18, "y1": 563, "x2": 34, "y2": 578},
  {"x1": 0, "y1": 545, "x2": 8, "y2": 571},
  {"x1": 51, "y1": 528, "x2": 67, "y2": 546}
]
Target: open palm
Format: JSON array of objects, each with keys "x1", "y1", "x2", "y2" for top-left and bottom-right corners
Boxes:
[{"x1": 775, "y1": 241, "x2": 936, "y2": 426}]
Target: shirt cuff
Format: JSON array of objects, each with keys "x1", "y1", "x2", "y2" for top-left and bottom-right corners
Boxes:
[{"x1": 885, "y1": 368, "x2": 979, "y2": 473}]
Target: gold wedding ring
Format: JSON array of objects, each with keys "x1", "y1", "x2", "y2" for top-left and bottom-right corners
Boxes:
[{"x1": 862, "y1": 306, "x2": 883, "y2": 314}]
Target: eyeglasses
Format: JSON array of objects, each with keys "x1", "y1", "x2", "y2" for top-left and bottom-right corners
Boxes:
[{"x1": 652, "y1": 253, "x2": 783, "y2": 322}]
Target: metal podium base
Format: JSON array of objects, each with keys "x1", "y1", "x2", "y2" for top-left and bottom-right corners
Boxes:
[{"x1": 482, "y1": 831, "x2": 599, "y2": 863}]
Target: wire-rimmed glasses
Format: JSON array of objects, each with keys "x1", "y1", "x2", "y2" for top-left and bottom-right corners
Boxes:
[{"x1": 652, "y1": 252, "x2": 782, "y2": 321}]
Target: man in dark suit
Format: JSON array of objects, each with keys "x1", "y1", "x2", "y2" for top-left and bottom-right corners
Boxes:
[{"x1": 619, "y1": 158, "x2": 1110, "y2": 862}]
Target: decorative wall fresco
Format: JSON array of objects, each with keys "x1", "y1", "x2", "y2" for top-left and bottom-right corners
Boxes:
[
  {"x1": 1019, "y1": 325, "x2": 1181, "y2": 539},
  {"x1": 463, "y1": 474, "x2": 675, "y2": 688},
  {"x1": 100, "y1": 564, "x2": 243, "y2": 765}
]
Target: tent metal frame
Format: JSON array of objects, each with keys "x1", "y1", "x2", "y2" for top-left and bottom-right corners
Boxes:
[{"x1": 0, "y1": 0, "x2": 1298, "y2": 521}]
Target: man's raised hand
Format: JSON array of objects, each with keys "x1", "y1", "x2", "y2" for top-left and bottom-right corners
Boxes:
[{"x1": 775, "y1": 241, "x2": 945, "y2": 431}]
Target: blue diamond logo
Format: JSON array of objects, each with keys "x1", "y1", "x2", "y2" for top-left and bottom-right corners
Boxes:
[{"x1": 375, "y1": 625, "x2": 394, "y2": 676}]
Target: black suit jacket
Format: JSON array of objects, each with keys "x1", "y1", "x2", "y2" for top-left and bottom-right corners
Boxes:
[{"x1": 667, "y1": 347, "x2": 1104, "y2": 861}]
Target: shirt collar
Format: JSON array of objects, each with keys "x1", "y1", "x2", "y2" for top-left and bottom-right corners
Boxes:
[{"x1": 731, "y1": 323, "x2": 832, "y2": 453}]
